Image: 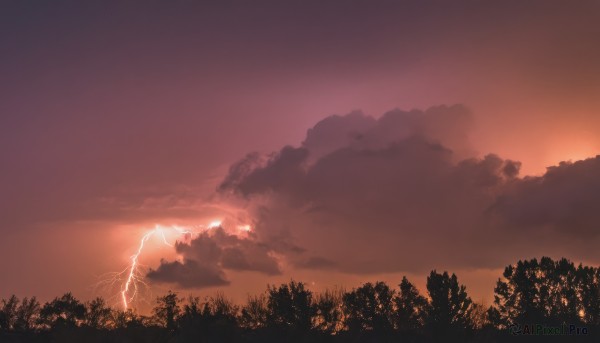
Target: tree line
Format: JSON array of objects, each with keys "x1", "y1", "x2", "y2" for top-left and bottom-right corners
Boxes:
[{"x1": 1, "y1": 257, "x2": 599, "y2": 342}]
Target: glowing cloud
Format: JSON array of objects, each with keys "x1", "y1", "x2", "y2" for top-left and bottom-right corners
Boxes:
[{"x1": 208, "y1": 220, "x2": 222, "y2": 229}]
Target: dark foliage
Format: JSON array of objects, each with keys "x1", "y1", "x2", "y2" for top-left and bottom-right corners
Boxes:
[{"x1": 1, "y1": 257, "x2": 599, "y2": 342}]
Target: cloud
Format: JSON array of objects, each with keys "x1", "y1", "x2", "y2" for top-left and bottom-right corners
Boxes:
[
  {"x1": 147, "y1": 260, "x2": 229, "y2": 288},
  {"x1": 216, "y1": 105, "x2": 600, "y2": 275},
  {"x1": 150, "y1": 105, "x2": 600, "y2": 288},
  {"x1": 147, "y1": 227, "x2": 281, "y2": 288},
  {"x1": 493, "y1": 156, "x2": 600, "y2": 235},
  {"x1": 303, "y1": 105, "x2": 474, "y2": 161},
  {"x1": 293, "y1": 256, "x2": 337, "y2": 270}
]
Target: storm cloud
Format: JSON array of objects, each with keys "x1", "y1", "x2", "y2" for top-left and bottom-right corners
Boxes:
[
  {"x1": 147, "y1": 227, "x2": 281, "y2": 288},
  {"x1": 494, "y1": 156, "x2": 600, "y2": 235},
  {"x1": 212, "y1": 106, "x2": 600, "y2": 276},
  {"x1": 147, "y1": 259, "x2": 229, "y2": 289}
]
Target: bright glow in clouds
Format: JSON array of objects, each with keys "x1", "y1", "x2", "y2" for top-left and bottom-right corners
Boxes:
[
  {"x1": 237, "y1": 224, "x2": 251, "y2": 232},
  {"x1": 208, "y1": 220, "x2": 222, "y2": 228},
  {"x1": 100, "y1": 221, "x2": 238, "y2": 310}
]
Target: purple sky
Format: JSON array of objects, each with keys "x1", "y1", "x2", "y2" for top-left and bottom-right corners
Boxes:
[{"x1": 2, "y1": 1, "x2": 600, "y2": 310}]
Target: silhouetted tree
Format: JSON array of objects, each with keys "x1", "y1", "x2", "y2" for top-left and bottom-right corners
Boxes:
[
  {"x1": 485, "y1": 305, "x2": 502, "y2": 328},
  {"x1": 394, "y1": 276, "x2": 427, "y2": 332},
  {"x1": 174, "y1": 296, "x2": 203, "y2": 342},
  {"x1": 84, "y1": 297, "x2": 112, "y2": 329},
  {"x1": 204, "y1": 292, "x2": 239, "y2": 320},
  {"x1": 206, "y1": 293, "x2": 240, "y2": 339},
  {"x1": 313, "y1": 289, "x2": 343, "y2": 334},
  {"x1": 544, "y1": 257, "x2": 580, "y2": 323},
  {"x1": 15, "y1": 297, "x2": 40, "y2": 332},
  {"x1": 153, "y1": 291, "x2": 181, "y2": 331},
  {"x1": 426, "y1": 271, "x2": 473, "y2": 338},
  {"x1": 240, "y1": 294, "x2": 268, "y2": 330},
  {"x1": 576, "y1": 264, "x2": 600, "y2": 325},
  {"x1": 39, "y1": 292, "x2": 86, "y2": 329},
  {"x1": 179, "y1": 295, "x2": 202, "y2": 323},
  {"x1": 495, "y1": 258, "x2": 544, "y2": 325},
  {"x1": 6, "y1": 257, "x2": 600, "y2": 342},
  {"x1": 469, "y1": 302, "x2": 490, "y2": 330},
  {"x1": 175, "y1": 293, "x2": 240, "y2": 342},
  {"x1": 112, "y1": 309, "x2": 145, "y2": 329},
  {"x1": 342, "y1": 281, "x2": 395, "y2": 333},
  {"x1": 266, "y1": 280, "x2": 315, "y2": 333},
  {"x1": 494, "y1": 257, "x2": 582, "y2": 326},
  {"x1": 0, "y1": 295, "x2": 19, "y2": 331}
]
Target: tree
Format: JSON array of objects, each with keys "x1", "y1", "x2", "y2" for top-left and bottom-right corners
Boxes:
[
  {"x1": 394, "y1": 276, "x2": 427, "y2": 332},
  {"x1": 179, "y1": 295, "x2": 202, "y2": 323},
  {"x1": 486, "y1": 305, "x2": 502, "y2": 329},
  {"x1": 152, "y1": 291, "x2": 181, "y2": 331},
  {"x1": 5, "y1": 258, "x2": 600, "y2": 340},
  {"x1": 39, "y1": 292, "x2": 86, "y2": 329},
  {"x1": 313, "y1": 289, "x2": 343, "y2": 334},
  {"x1": 175, "y1": 293, "x2": 241, "y2": 342},
  {"x1": 494, "y1": 257, "x2": 582, "y2": 326},
  {"x1": 266, "y1": 280, "x2": 315, "y2": 332},
  {"x1": 469, "y1": 302, "x2": 490, "y2": 330},
  {"x1": 0, "y1": 295, "x2": 19, "y2": 331},
  {"x1": 543, "y1": 257, "x2": 579, "y2": 323},
  {"x1": 426, "y1": 271, "x2": 473, "y2": 337},
  {"x1": 85, "y1": 297, "x2": 112, "y2": 329},
  {"x1": 342, "y1": 281, "x2": 395, "y2": 333},
  {"x1": 112, "y1": 309, "x2": 145, "y2": 329},
  {"x1": 576, "y1": 264, "x2": 600, "y2": 325},
  {"x1": 15, "y1": 297, "x2": 40, "y2": 332},
  {"x1": 240, "y1": 294, "x2": 268, "y2": 330},
  {"x1": 203, "y1": 292, "x2": 239, "y2": 321}
]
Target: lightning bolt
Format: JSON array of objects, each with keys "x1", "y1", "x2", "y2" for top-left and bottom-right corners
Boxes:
[
  {"x1": 116, "y1": 222, "x2": 225, "y2": 310},
  {"x1": 121, "y1": 229, "x2": 155, "y2": 310},
  {"x1": 94, "y1": 220, "x2": 248, "y2": 310}
]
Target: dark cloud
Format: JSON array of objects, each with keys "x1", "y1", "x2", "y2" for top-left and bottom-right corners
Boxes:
[
  {"x1": 493, "y1": 156, "x2": 600, "y2": 235},
  {"x1": 294, "y1": 256, "x2": 337, "y2": 270},
  {"x1": 302, "y1": 105, "x2": 473, "y2": 162},
  {"x1": 147, "y1": 260, "x2": 229, "y2": 289},
  {"x1": 222, "y1": 105, "x2": 475, "y2": 201},
  {"x1": 147, "y1": 227, "x2": 280, "y2": 288},
  {"x1": 220, "y1": 146, "x2": 310, "y2": 199},
  {"x1": 216, "y1": 106, "x2": 600, "y2": 275}
]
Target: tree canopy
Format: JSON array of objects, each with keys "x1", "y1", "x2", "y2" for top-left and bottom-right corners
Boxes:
[{"x1": 1, "y1": 257, "x2": 598, "y2": 342}]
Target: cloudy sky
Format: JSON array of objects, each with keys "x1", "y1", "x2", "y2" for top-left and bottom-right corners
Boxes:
[{"x1": 2, "y1": 0, "x2": 600, "y2": 310}]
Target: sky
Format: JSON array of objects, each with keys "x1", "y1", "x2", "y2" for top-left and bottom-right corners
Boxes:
[{"x1": 2, "y1": 0, "x2": 600, "y2": 311}]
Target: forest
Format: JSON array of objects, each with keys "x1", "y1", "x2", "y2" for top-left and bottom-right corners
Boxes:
[{"x1": 1, "y1": 257, "x2": 598, "y2": 342}]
